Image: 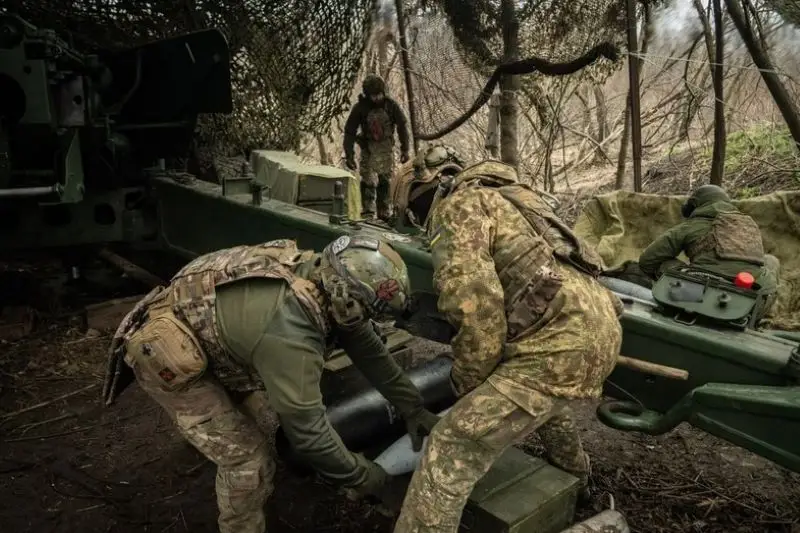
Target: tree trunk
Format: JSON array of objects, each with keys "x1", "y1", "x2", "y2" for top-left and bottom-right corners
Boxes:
[
  {"x1": 616, "y1": 3, "x2": 652, "y2": 190},
  {"x1": 723, "y1": 0, "x2": 800, "y2": 150},
  {"x1": 594, "y1": 86, "x2": 608, "y2": 151},
  {"x1": 615, "y1": 97, "x2": 631, "y2": 189},
  {"x1": 499, "y1": 0, "x2": 520, "y2": 168},
  {"x1": 692, "y1": 0, "x2": 727, "y2": 185},
  {"x1": 710, "y1": 0, "x2": 726, "y2": 185}
]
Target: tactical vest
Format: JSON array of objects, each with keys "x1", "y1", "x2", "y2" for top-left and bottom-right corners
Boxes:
[
  {"x1": 169, "y1": 239, "x2": 330, "y2": 391},
  {"x1": 364, "y1": 105, "x2": 394, "y2": 145},
  {"x1": 448, "y1": 165, "x2": 604, "y2": 339},
  {"x1": 687, "y1": 211, "x2": 765, "y2": 266}
]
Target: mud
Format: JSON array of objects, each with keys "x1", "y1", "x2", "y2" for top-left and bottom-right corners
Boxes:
[{"x1": 0, "y1": 324, "x2": 797, "y2": 533}]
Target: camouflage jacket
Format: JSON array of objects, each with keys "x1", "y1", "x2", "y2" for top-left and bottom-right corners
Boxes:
[
  {"x1": 428, "y1": 162, "x2": 621, "y2": 402},
  {"x1": 168, "y1": 240, "x2": 329, "y2": 391},
  {"x1": 639, "y1": 201, "x2": 766, "y2": 280}
]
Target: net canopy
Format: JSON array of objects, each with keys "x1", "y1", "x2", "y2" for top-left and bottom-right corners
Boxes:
[
  {"x1": 3, "y1": 0, "x2": 375, "y2": 153},
  {"x1": 405, "y1": 0, "x2": 665, "y2": 143}
]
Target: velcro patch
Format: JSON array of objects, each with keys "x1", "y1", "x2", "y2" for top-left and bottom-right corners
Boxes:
[{"x1": 158, "y1": 367, "x2": 177, "y2": 383}]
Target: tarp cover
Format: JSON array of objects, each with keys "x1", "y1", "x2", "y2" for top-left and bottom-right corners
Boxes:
[
  {"x1": 251, "y1": 151, "x2": 361, "y2": 220},
  {"x1": 574, "y1": 190, "x2": 800, "y2": 331}
]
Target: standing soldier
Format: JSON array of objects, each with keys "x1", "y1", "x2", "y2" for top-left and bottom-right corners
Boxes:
[
  {"x1": 103, "y1": 236, "x2": 439, "y2": 533},
  {"x1": 344, "y1": 74, "x2": 410, "y2": 221},
  {"x1": 393, "y1": 161, "x2": 623, "y2": 533}
]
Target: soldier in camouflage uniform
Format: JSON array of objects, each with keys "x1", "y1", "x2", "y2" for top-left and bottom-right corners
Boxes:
[
  {"x1": 639, "y1": 184, "x2": 780, "y2": 316},
  {"x1": 344, "y1": 74, "x2": 410, "y2": 221},
  {"x1": 102, "y1": 236, "x2": 439, "y2": 533},
  {"x1": 393, "y1": 161, "x2": 624, "y2": 533}
]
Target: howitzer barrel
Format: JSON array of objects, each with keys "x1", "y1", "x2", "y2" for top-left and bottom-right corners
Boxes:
[{"x1": 276, "y1": 355, "x2": 456, "y2": 463}]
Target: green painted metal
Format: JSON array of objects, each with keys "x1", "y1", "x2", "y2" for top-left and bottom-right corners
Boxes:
[
  {"x1": 152, "y1": 176, "x2": 436, "y2": 293},
  {"x1": 651, "y1": 269, "x2": 770, "y2": 330},
  {"x1": 152, "y1": 175, "x2": 800, "y2": 472}
]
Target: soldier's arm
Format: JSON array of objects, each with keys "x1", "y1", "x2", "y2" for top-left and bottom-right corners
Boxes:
[
  {"x1": 343, "y1": 104, "x2": 363, "y2": 162},
  {"x1": 336, "y1": 321, "x2": 425, "y2": 417},
  {"x1": 429, "y1": 190, "x2": 506, "y2": 396},
  {"x1": 638, "y1": 225, "x2": 687, "y2": 278},
  {"x1": 251, "y1": 335, "x2": 370, "y2": 487},
  {"x1": 388, "y1": 99, "x2": 410, "y2": 155}
]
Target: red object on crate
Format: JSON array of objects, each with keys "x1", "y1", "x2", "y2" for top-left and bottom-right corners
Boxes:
[{"x1": 734, "y1": 272, "x2": 755, "y2": 290}]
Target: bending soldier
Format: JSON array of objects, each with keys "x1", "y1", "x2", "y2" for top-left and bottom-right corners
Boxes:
[
  {"x1": 103, "y1": 236, "x2": 439, "y2": 533},
  {"x1": 393, "y1": 161, "x2": 623, "y2": 533},
  {"x1": 344, "y1": 74, "x2": 410, "y2": 221},
  {"x1": 639, "y1": 184, "x2": 780, "y2": 315}
]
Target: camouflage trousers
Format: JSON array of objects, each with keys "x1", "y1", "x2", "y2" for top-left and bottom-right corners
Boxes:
[
  {"x1": 393, "y1": 381, "x2": 589, "y2": 533},
  {"x1": 125, "y1": 312, "x2": 275, "y2": 533},
  {"x1": 359, "y1": 146, "x2": 394, "y2": 220},
  {"x1": 360, "y1": 172, "x2": 393, "y2": 220}
]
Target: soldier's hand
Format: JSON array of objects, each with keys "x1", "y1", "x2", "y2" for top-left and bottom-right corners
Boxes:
[
  {"x1": 346, "y1": 158, "x2": 357, "y2": 171},
  {"x1": 344, "y1": 460, "x2": 390, "y2": 503},
  {"x1": 405, "y1": 408, "x2": 441, "y2": 452},
  {"x1": 400, "y1": 152, "x2": 410, "y2": 164}
]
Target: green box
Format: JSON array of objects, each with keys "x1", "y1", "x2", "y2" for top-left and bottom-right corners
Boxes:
[{"x1": 459, "y1": 447, "x2": 580, "y2": 533}]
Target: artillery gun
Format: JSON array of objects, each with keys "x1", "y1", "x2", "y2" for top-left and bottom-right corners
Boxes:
[{"x1": 1, "y1": 13, "x2": 798, "y2": 503}]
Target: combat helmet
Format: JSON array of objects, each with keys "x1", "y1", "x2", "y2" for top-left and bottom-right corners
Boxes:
[
  {"x1": 681, "y1": 184, "x2": 731, "y2": 218},
  {"x1": 362, "y1": 74, "x2": 386, "y2": 96},
  {"x1": 320, "y1": 235, "x2": 410, "y2": 323}
]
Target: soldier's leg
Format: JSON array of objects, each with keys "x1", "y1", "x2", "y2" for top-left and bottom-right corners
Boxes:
[
  {"x1": 125, "y1": 314, "x2": 274, "y2": 533},
  {"x1": 393, "y1": 382, "x2": 562, "y2": 533},
  {"x1": 360, "y1": 151, "x2": 377, "y2": 217},
  {"x1": 537, "y1": 408, "x2": 591, "y2": 492},
  {"x1": 376, "y1": 172, "x2": 393, "y2": 220}
]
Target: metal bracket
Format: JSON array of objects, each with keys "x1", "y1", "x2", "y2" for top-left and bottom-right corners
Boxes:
[{"x1": 597, "y1": 383, "x2": 800, "y2": 473}]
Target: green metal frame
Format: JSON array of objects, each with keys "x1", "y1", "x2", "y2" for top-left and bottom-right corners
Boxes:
[{"x1": 151, "y1": 174, "x2": 800, "y2": 473}]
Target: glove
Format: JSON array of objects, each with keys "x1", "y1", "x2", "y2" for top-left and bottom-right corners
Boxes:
[
  {"x1": 400, "y1": 151, "x2": 410, "y2": 164},
  {"x1": 346, "y1": 158, "x2": 357, "y2": 171},
  {"x1": 404, "y1": 408, "x2": 441, "y2": 452},
  {"x1": 345, "y1": 457, "x2": 390, "y2": 502}
]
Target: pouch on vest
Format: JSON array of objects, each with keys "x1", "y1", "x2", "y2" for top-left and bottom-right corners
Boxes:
[
  {"x1": 651, "y1": 267, "x2": 770, "y2": 330},
  {"x1": 710, "y1": 212, "x2": 765, "y2": 265},
  {"x1": 124, "y1": 312, "x2": 208, "y2": 393}
]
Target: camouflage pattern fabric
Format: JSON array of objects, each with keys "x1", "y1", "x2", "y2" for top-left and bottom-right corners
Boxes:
[
  {"x1": 166, "y1": 239, "x2": 329, "y2": 392},
  {"x1": 124, "y1": 305, "x2": 274, "y2": 533},
  {"x1": 398, "y1": 178, "x2": 622, "y2": 532},
  {"x1": 393, "y1": 382, "x2": 589, "y2": 533},
  {"x1": 428, "y1": 184, "x2": 621, "y2": 399}
]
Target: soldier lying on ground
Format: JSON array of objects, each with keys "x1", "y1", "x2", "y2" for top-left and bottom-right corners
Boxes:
[
  {"x1": 639, "y1": 184, "x2": 780, "y2": 319},
  {"x1": 343, "y1": 74, "x2": 410, "y2": 221},
  {"x1": 392, "y1": 161, "x2": 624, "y2": 533},
  {"x1": 103, "y1": 236, "x2": 438, "y2": 533}
]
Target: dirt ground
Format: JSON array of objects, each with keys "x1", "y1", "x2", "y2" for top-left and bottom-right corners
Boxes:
[{"x1": 1, "y1": 319, "x2": 798, "y2": 533}]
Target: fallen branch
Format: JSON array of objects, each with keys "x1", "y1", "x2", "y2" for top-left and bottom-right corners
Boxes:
[{"x1": 0, "y1": 383, "x2": 98, "y2": 421}]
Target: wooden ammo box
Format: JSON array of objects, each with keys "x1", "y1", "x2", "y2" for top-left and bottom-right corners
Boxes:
[{"x1": 458, "y1": 447, "x2": 580, "y2": 533}]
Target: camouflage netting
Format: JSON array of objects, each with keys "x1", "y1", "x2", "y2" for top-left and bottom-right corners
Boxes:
[
  {"x1": 763, "y1": 0, "x2": 800, "y2": 27},
  {"x1": 573, "y1": 190, "x2": 800, "y2": 331},
  {"x1": 405, "y1": 0, "x2": 662, "y2": 142},
  {"x1": 3, "y1": 0, "x2": 375, "y2": 153}
]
